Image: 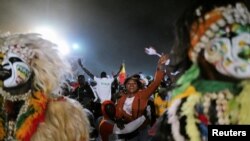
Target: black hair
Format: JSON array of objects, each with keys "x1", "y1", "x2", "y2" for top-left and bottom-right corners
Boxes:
[
  {"x1": 104, "y1": 103, "x2": 116, "y2": 120},
  {"x1": 124, "y1": 76, "x2": 143, "y2": 89},
  {"x1": 100, "y1": 71, "x2": 107, "y2": 78},
  {"x1": 77, "y1": 74, "x2": 86, "y2": 86},
  {"x1": 78, "y1": 74, "x2": 85, "y2": 79}
]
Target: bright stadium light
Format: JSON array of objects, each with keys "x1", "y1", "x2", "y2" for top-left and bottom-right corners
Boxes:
[
  {"x1": 72, "y1": 43, "x2": 79, "y2": 50},
  {"x1": 33, "y1": 26, "x2": 70, "y2": 55}
]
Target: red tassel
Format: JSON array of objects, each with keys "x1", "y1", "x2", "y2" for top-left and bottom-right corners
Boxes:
[{"x1": 198, "y1": 114, "x2": 208, "y2": 125}]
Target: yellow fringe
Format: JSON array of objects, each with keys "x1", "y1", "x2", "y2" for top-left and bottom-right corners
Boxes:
[
  {"x1": 169, "y1": 85, "x2": 196, "y2": 107},
  {"x1": 237, "y1": 80, "x2": 250, "y2": 124},
  {"x1": 15, "y1": 91, "x2": 48, "y2": 140},
  {"x1": 181, "y1": 90, "x2": 201, "y2": 141}
]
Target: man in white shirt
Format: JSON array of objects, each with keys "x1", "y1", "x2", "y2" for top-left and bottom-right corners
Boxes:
[
  {"x1": 78, "y1": 59, "x2": 120, "y2": 103},
  {"x1": 93, "y1": 71, "x2": 114, "y2": 103}
]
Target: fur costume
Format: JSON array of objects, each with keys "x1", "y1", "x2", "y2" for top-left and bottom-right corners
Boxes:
[{"x1": 0, "y1": 33, "x2": 89, "y2": 141}]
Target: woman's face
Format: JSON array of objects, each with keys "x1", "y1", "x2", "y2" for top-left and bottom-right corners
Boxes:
[{"x1": 125, "y1": 79, "x2": 139, "y2": 94}]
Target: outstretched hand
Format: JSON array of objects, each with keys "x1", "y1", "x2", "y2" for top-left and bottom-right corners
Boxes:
[
  {"x1": 157, "y1": 54, "x2": 169, "y2": 71},
  {"x1": 158, "y1": 54, "x2": 169, "y2": 65}
]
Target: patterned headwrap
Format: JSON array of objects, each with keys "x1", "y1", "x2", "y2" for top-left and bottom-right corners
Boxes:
[
  {"x1": 189, "y1": 3, "x2": 250, "y2": 62},
  {"x1": 189, "y1": 3, "x2": 250, "y2": 78}
]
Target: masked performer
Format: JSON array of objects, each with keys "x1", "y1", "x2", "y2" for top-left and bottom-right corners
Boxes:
[
  {"x1": 153, "y1": 0, "x2": 250, "y2": 141},
  {"x1": 0, "y1": 33, "x2": 89, "y2": 141}
]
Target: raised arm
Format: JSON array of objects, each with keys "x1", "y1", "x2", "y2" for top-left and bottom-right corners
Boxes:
[
  {"x1": 78, "y1": 59, "x2": 95, "y2": 79},
  {"x1": 142, "y1": 54, "x2": 169, "y2": 99}
]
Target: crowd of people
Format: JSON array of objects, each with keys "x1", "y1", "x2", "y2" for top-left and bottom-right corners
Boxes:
[
  {"x1": 61, "y1": 53, "x2": 170, "y2": 141},
  {"x1": 0, "y1": 0, "x2": 249, "y2": 140}
]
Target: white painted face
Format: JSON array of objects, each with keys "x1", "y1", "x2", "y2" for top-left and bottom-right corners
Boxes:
[
  {"x1": 1, "y1": 52, "x2": 32, "y2": 88},
  {"x1": 204, "y1": 24, "x2": 250, "y2": 78}
]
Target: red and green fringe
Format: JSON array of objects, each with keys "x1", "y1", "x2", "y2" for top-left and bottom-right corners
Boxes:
[{"x1": 0, "y1": 91, "x2": 48, "y2": 141}]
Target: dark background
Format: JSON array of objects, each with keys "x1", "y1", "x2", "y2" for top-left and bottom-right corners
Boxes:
[{"x1": 0, "y1": 0, "x2": 189, "y2": 76}]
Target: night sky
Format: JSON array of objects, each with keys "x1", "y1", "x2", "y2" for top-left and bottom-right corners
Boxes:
[{"x1": 0, "y1": 0, "x2": 189, "y2": 77}]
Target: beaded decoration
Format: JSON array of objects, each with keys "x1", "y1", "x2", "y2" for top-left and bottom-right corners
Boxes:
[
  {"x1": 189, "y1": 3, "x2": 250, "y2": 62},
  {"x1": 1, "y1": 44, "x2": 35, "y2": 65},
  {"x1": 202, "y1": 90, "x2": 233, "y2": 125},
  {"x1": 0, "y1": 88, "x2": 31, "y2": 102},
  {"x1": 0, "y1": 91, "x2": 48, "y2": 141}
]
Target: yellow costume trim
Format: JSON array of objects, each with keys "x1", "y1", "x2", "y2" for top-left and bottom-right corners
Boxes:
[
  {"x1": 237, "y1": 80, "x2": 250, "y2": 124},
  {"x1": 181, "y1": 93, "x2": 201, "y2": 141},
  {"x1": 154, "y1": 93, "x2": 168, "y2": 117},
  {"x1": 0, "y1": 91, "x2": 48, "y2": 140},
  {"x1": 169, "y1": 85, "x2": 196, "y2": 107},
  {"x1": 15, "y1": 91, "x2": 48, "y2": 141}
]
